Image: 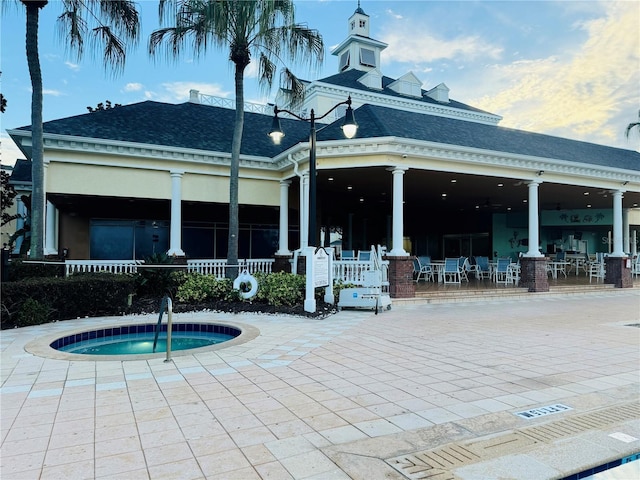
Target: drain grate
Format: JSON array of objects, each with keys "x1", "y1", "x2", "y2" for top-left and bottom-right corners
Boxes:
[
  {"x1": 387, "y1": 402, "x2": 640, "y2": 480},
  {"x1": 514, "y1": 403, "x2": 572, "y2": 419},
  {"x1": 521, "y1": 403, "x2": 640, "y2": 443},
  {"x1": 387, "y1": 444, "x2": 480, "y2": 480}
]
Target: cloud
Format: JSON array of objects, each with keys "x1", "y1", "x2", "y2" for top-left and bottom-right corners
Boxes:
[
  {"x1": 0, "y1": 133, "x2": 24, "y2": 166},
  {"x1": 385, "y1": 9, "x2": 403, "y2": 20},
  {"x1": 379, "y1": 18, "x2": 503, "y2": 65},
  {"x1": 124, "y1": 83, "x2": 144, "y2": 92},
  {"x1": 468, "y1": 1, "x2": 639, "y2": 149},
  {"x1": 43, "y1": 89, "x2": 64, "y2": 97},
  {"x1": 64, "y1": 61, "x2": 80, "y2": 71}
]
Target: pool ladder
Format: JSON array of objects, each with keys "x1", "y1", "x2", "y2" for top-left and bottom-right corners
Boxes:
[{"x1": 153, "y1": 296, "x2": 173, "y2": 362}]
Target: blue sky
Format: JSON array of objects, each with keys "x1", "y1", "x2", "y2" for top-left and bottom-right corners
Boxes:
[{"x1": 1, "y1": 0, "x2": 639, "y2": 166}]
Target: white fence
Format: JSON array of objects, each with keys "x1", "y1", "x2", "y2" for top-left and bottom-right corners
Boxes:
[
  {"x1": 62, "y1": 257, "x2": 387, "y2": 289},
  {"x1": 63, "y1": 259, "x2": 275, "y2": 278},
  {"x1": 65, "y1": 260, "x2": 143, "y2": 276},
  {"x1": 186, "y1": 259, "x2": 274, "y2": 278}
]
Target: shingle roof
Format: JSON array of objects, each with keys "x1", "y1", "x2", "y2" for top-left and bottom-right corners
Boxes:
[
  {"x1": 12, "y1": 99, "x2": 640, "y2": 173},
  {"x1": 316, "y1": 69, "x2": 495, "y2": 115},
  {"x1": 14, "y1": 101, "x2": 310, "y2": 157},
  {"x1": 8, "y1": 159, "x2": 32, "y2": 183},
  {"x1": 317, "y1": 104, "x2": 640, "y2": 171}
]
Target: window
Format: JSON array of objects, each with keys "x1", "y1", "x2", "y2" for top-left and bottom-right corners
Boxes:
[
  {"x1": 360, "y1": 48, "x2": 375, "y2": 67},
  {"x1": 339, "y1": 51, "x2": 350, "y2": 71},
  {"x1": 359, "y1": 20, "x2": 366, "y2": 28},
  {"x1": 350, "y1": 21, "x2": 355, "y2": 31}
]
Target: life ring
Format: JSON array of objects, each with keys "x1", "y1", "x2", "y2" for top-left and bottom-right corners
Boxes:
[{"x1": 233, "y1": 269, "x2": 259, "y2": 299}]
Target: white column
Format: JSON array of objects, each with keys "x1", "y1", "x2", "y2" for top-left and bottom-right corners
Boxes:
[
  {"x1": 623, "y1": 208, "x2": 630, "y2": 254},
  {"x1": 611, "y1": 189, "x2": 625, "y2": 257},
  {"x1": 276, "y1": 180, "x2": 291, "y2": 255},
  {"x1": 300, "y1": 173, "x2": 309, "y2": 249},
  {"x1": 166, "y1": 170, "x2": 185, "y2": 257},
  {"x1": 44, "y1": 200, "x2": 58, "y2": 255},
  {"x1": 388, "y1": 167, "x2": 408, "y2": 256},
  {"x1": 632, "y1": 230, "x2": 638, "y2": 256},
  {"x1": 525, "y1": 180, "x2": 543, "y2": 257}
]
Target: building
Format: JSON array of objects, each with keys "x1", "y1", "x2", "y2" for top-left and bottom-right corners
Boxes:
[{"x1": 7, "y1": 4, "x2": 640, "y2": 293}]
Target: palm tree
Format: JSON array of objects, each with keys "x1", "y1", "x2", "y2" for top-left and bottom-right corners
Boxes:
[
  {"x1": 14, "y1": 0, "x2": 140, "y2": 259},
  {"x1": 149, "y1": 0, "x2": 324, "y2": 278},
  {"x1": 625, "y1": 109, "x2": 640, "y2": 139}
]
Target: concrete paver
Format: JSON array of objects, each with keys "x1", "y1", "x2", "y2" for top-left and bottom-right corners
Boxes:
[{"x1": 1, "y1": 289, "x2": 639, "y2": 479}]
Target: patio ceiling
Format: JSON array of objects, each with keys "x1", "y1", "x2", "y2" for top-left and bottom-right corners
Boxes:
[{"x1": 316, "y1": 167, "x2": 640, "y2": 214}]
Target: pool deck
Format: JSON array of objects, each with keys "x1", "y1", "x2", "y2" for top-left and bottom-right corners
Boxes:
[{"x1": 1, "y1": 287, "x2": 639, "y2": 479}]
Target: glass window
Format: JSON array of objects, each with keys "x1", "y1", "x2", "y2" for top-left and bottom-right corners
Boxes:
[{"x1": 360, "y1": 48, "x2": 375, "y2": 67}]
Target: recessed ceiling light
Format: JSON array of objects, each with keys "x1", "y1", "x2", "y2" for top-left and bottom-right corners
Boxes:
[
  {"x1": 523, "y1": 199, "x2": 528, "y2": 203},
  {"x1": 633, "y1": 203, "x2": 639, "y2": 207},
  {"x1": 441, "y1": 193, "x2": 447, "y2": 197},
  {"x1": 475, "y1": 205, "x2": 480, "y2": 209},
  {"x1": 359, "y1": 197, "x2": 364, "y2": 202},
  {"x1": 586, "y1": 204, "x2": 592, "y2": 208},
  {"x1": 497, "y1": 183, "x2": 504, "y2": 187},
  {"x1": 507, "y1": 207, "x2": 512, "y2": 211},
  {"x1": 328, "y1": 177, "x2": 334, "y2": 181},
  {"x1": 347, "y1": 185, "x2": 353, "y2": 190},
  {"x1": 451, "y1": 179, "x2": 457, "y2": 183},
  {"x1": 583, "y1": 192, "x2": 589, "y2": 195}
]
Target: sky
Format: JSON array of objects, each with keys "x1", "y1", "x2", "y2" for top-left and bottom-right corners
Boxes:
[{"x1": 1, "y1": 0, "x2": 639, "y2": 167}]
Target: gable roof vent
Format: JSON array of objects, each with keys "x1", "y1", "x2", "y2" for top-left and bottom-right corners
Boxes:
[
  {"x1": 426, "y1": 83, "x2": 450, "y2": 103},
  {"x1": 388, "y1": 72, "x2": 423, "y2": 98},
  {"x1": 357, "y1": 69, "x2": 383, "y2": 90}
]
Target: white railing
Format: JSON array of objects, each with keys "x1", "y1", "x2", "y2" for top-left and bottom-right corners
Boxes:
[
  {"x1": 187, "y1": 259, "x2": 274, "y2": 278},
  {"x1": 333, "y1": 247, "x2": 390, "y2": 292},
  {"x1": 63, "y1": 256, "x2": 391, "y2": 288},
  {"x1": 65, "y1": 260, "x2": 143, "y2": 276}
]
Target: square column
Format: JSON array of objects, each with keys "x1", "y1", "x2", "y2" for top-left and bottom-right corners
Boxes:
[
  {"x1": 520, "y1": 257, "x2": 549, "y2": 292},
  {"x1": 386, "y1": 256, "x2": 415, "y2": 298}
]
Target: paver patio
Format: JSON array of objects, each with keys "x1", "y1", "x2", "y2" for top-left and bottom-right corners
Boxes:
[{"x1": 1, "y1": 288, "x2": 639, "y2": 479}]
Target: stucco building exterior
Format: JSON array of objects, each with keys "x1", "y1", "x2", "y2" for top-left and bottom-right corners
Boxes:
[{"x1": 6, "y1": 4, "x2": 640, "y2": 293}]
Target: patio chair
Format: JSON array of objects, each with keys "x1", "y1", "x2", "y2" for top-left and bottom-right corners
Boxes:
[
  {"x1": 341, "y1": 250, "x2": 355, "y2": 260},
  {"x1": 458, "y1": 256, "x2": 471, "y2": 282},
  {"x1": 443, "y1": 257, "x2": 462, "y2": 284},
  {"x1": 633, "y1": 255, "x2": 640, "y2": 278},
  {"x1": 506, "y1": 263, "x2": 520, "y2": 285},
  {"x1": 494, "y1": 258, "x2": 511, "y2": 284},
  {"x1": 473, "y1": 256, "x2": 491, "y2": 279},
  {"x1": 357, "y1": 250, "x2": 371, "y2": 261},
  {"x1": 588, "y1": 253, "x2": 606, "y2": 282},
  {"x1": 413, "y1": 256, "x2": 434, "y2": 282}
]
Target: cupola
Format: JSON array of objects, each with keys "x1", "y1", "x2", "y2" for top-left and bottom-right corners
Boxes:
[{"x1": 331, "y1": 1, "x2": 388, "y2": 74}]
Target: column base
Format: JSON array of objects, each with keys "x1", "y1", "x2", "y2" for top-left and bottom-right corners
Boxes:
[
  {"x1": 605, "y1": 256, "x2": 633, "y2": 288},
  {"x1": 385, "y1": 255, "x2": 415, "y2": 298},
  {"x1": 520, "y1": 257, "x2": 549, "y2": 292},
  {"x1": 273, "y1": 254, "x2": 293, "y2": 273}
]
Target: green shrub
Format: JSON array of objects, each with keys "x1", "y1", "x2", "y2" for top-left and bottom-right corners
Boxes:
[
  {"x1": 175, "y1": 273, "x2": 235, "y2": 303},
  {"x1": 1, "y1": 273, "x2": 136, "y2": 329},
  {"x1": 253, "y1": 271, "x2": 305, "y2": 307},
  {"x1": 5, "y1": 259, "x2": 65, "y2": 281},
  {"x1": 15, "y1": 298, "x2": 51, "y2": 327},
  {"x1": 135, "y1": 253, "x2": 182, "y2": 297}
]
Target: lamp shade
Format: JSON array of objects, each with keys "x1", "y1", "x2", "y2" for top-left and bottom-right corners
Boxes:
[
  {"x1": 268, "y1": 114, "x2": 284, "y2": 145},
  {"x1": 341, "y1": 105, "x2": 358, "y2": 139}
]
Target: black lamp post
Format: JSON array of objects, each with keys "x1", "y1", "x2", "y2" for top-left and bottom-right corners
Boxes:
[{"x1": 269, "y1": 96, "x2": 357, "y2": 246}]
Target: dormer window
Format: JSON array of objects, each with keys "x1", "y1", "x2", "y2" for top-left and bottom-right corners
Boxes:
[
  {"x1": 340, "y1": 51, "x2": 350, "y2": 71},
  {"x1": 360, "y1": 48, "x2": 376, "y2": 67}
]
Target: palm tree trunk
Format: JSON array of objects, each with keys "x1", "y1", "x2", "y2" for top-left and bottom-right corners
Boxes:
[
  {"x1": 226, "y1": 62, "x2": 246, "y2": 279},
  {"x1": 24, "y1": 1, "x2": 47, "y2": 260}
]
